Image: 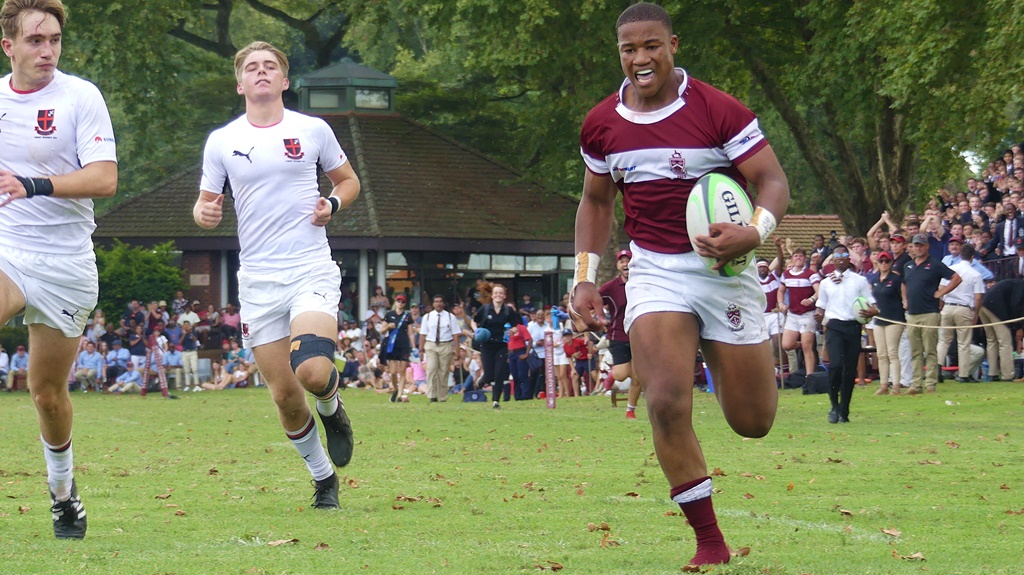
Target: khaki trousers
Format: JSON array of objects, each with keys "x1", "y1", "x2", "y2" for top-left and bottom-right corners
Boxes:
[
  {"x1": 872, "y1": 323, "x2": 904, "y2": 386},
  {"x1": 424, "y1": 340, "x2": 454, "y2": 401},
  {"x1": 979, "y1": 307, "x2": 1015, "y2": 380},
  {"x1": 907, "y1": 312, "x2": 940, "y2": 390},
  {"x1": 936, "y1": 305, "x2": 974, "y2": 378}
]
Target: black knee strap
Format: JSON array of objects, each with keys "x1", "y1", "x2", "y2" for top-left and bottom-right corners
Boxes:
[
  {"x1": 313, "y1": 368, "x2": 340, "y2": 400},
  {"x1": 289, "y1": 334, "x2": 337, "y2": 372}
]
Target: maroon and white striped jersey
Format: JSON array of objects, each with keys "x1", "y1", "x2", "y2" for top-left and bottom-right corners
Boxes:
[
  {"x1": 580, "y1": 68, "x2": 768, "y2": 254},
  {"x1": 781, "y1": 267, "x2": 821, "y2": 315},
  {"x1": 759, "y1": 270, "x2": 781, "y2": 312}
]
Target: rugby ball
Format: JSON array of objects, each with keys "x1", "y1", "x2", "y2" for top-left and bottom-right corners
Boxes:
[
  {"x1": 685, "y1": 173, "x2": 754, "y2": 277},
  {"x1": 852, "y1": 296, "x2": 871, "y2": 324}
]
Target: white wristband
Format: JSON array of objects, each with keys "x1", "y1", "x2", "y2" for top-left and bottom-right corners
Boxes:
[
  {"x1": 751, "y1": 207, "x2": 778, "y2": 244},
  {"x1": 573, "y1": 252, "x2": 601, "y2": 285}
]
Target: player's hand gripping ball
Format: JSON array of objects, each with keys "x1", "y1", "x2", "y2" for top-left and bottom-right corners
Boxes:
[{"x1": 686, "y1": 173, "x2": 754, "y2": 277}]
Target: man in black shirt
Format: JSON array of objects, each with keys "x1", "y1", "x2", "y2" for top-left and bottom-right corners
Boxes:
[
  {"x1": 891, "y1": 234, "x2": 912, "y2": 275},
  {"x1": 978, "y1": 278, "x2": 1024, "y2": 381},
  {"x1": 903, "y1": 234, "x2": 961, "y2": 393}
]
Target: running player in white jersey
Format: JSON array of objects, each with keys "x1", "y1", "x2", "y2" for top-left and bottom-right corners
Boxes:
[
  {"x1": 570, "y1": 3, "x2": 789, "y2": 568},
  {"x1": 0, "y1": 0, "x2": 117, "y2": 540},
  {"x1": 194, "y1": 41, "x2": 360, "y2": 510}
]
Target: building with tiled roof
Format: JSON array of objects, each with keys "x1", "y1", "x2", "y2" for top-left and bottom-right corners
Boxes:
[
  {"x1": 756, "y1": 214, "x2": 847, "y2": 260},
  {"x1": 95, "y1": 61, "x2": 577, "y2": 313}
]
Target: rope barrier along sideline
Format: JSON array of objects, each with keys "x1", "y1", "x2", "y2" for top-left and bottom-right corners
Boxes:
[{"x1": 869, "y1": 314, "x2": 1024, "y2": 329}]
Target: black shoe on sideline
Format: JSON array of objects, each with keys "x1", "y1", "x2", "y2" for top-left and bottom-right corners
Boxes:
[
  {"x1": 827, "y1": 408, "x2": 839, "y2": 424},
  {"x1": 390, "y1": 389, "x2": 399, "y2": 403},
  {"x1": 318, "y1": 399, "x2": 354, "y2": 468},
  {"x1": 51, "y1": 480, "x2": 87, "y2": 540},
  {"x1": 838, "y1": 415, "x2": 850, "y2": 423},
  {"x1": 311, "y1": 473, "x2": 339, "y2": 510}
]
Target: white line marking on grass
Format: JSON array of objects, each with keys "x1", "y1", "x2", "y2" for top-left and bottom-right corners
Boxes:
[{"x1": 718, "y1": 508, "x2": 889, "y2": 543}]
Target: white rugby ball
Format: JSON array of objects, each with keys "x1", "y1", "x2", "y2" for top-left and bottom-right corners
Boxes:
[
  {"x1": 852, "y1": 296, "x2": 871, "y2": 324},
  {"x1": 686, "y1": 173, "x2": 754, "y2": 277}
]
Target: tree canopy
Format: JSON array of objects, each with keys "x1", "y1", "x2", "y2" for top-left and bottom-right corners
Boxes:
[{"x1": 1, "y1": 0, "x2": 1021, "y2": 235}]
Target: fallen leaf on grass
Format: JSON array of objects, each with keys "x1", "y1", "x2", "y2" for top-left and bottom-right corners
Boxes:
[
  {"x1": 268, "y1": 539, "x2": 298, "y2": 547},
  {"x1": 395, "y1": 495, "x2": 423, "y2": 502},
  {"x1": 18, "y1": 506, "x2": 29, "y2": 514},
  {"x1": 347, "y1": 478, "x2": 360, "y2": 488},
  {"x1": 208, "y1": 467, "x2": 219, "y2": 475},
  {"x1": 827, "y1": 457, "x2": 843, "y2": 463},
  {"x1": 730, "y1": 547, "x2": 751, "y2": 557},
  {"x1": 742, "y1": 493, "x2": 755, "y2": 499},
  {"x1": 599, "y1": 533, "x2": 621, "y2": 547},
  {"x1": 392, "y1": 504, "x2": 404, "y2": 510},
  {"x1": 838, "y1": 509, "x2": 853, "y2": 517},
  {"x1": 1000, "y1": 484, "x2": 1010, "y2": 490},
  {"x1": 522, "y1": 482, "x2": 536, "y2": 491},
  {"x1": 155, "y1": 493, "x2": 171, "y2": 500},
  {"x1": 710, "y1": 468, "x2": 726, "y2": 477},
  {"x1": 1005, "y1": 509, "x2": 1024, "y2": 515},
  {"x1": 314, "y1": 542, "x2": 330, "y2": 551},
  {"x1": 945, "y1": 441, "x2": 960, "y2": 449},
  {"x1": 624, "y1": 491, "x2": 640, "y2": 498},
  {"x1": 664, "y1": 511, "x2": 680, "y2": 517},
  {"x1": 587, "y1": 522, "x2": 611, "y2": 532},
  {"x1": 892, "y1": 550, "x2": 925, "y2": 561},
  {"x1": 918, "y1": 460, "x2": 942, "y2": 465},
  {"x1": 881, "y1": 527, "x2": 902, "y2": 537},
  {"x1": 787, "y1": 482, "x2": 795, "y2": 491},
  {"x1": 174, "y1": 510, "x2": 186, "y2": 516},
  {"x1": 843, "y1": 525, "x2": 853, "y2": 534},
  {"x1": 534, "y1": 560, "x2": 563, "y2": 571},
  {"x1": 431, "y1": 473, "x2": 446, "y2": 481}
]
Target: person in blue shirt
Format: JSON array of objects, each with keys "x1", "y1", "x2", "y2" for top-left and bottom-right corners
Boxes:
[
  {"x1": 7, "y1": 345, "x2": 30, "y2": 391},
  {"x1": 107, "y1": 362, "x2": 142, "y2": 393},
  {"x1": 163, "y1": 347, "x2": 184, "y2": 391},
  {"x1": 105, "y1": 340, "x2": 130, "y2": 383},
  {"x1": 74, "y1": 341, "x2": 104, "y2": 392},
  {"x1": 941, "y1": 235, "x2": 994, "y2": 281}
]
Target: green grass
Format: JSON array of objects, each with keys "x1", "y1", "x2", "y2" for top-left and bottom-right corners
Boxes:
[{"x1": 1, "y1": 383, "x2": 1022, "y2": 575}]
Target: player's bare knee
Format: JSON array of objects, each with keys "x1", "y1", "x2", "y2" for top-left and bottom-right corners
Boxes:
[
  {"x1": 31, "y1": 387, "x2": 66, "y2": 415},
  {"x1": 289, "y1": 334, "x2": 336, "y2": 389}
]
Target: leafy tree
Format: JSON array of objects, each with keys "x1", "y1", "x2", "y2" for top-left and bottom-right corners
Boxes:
[{"x1": 95, "y1": 240, "x2": 186, "y2": 318}]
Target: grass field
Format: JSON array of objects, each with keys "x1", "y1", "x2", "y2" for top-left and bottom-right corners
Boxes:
[{"x1": 1, "y1": 382, "x2": 1022, "y2": 575}]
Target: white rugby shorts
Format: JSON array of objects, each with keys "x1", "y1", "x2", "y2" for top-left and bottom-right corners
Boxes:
[
  {"x1": 763, "y1": 311, "x2": 783, "y2": 336},
  {"x1": 0, "y1": 245, "x2": 97, "y2": 338},
  {"x1": 238, "y1": 260, "x2": 341, "y2": 348},
  {"x1": 783, "y1": 310, "x2": 817, "y2": 334},
  {"x1": 623, "y1": 242, "x2": 767, "y2": 345}
]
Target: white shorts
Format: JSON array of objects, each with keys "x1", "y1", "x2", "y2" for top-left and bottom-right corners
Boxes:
[
  {"x1": 238, "y1": 261, "x2": 341, "y2": 348},
  {"x1": 0, "y1": 245, "x2": 97, "y2": 338},
  {"x1": 624, "y1": 242, "x2": 767, "y2": 345},
  {"x1": 784, "y1": 311, "x2": 817, "y2": 334},
  {"x1": 552, "y1": 345, "x2": 570, "y2": 366},
  {"x1": 763, "y1": 311, "x2": 782, "y2": 336}
]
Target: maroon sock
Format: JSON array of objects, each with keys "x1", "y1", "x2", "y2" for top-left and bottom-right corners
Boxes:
[{"x1": 671, "y1": 477, "x2": 730, "y2": 566}]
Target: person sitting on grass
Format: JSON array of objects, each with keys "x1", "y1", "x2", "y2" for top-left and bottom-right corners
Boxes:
[{"x1": 107, "y1": 362, "x2": 142, "y2": 393}]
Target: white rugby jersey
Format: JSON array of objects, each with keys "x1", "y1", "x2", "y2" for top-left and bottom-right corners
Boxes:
[
  {"x1": 0, "y1": 71, "x2": 117, "y2": 254},
  {"x1": 580, "y1": 68, "x2": 767, "y2": 254},
  {"x1": 200, "y1": 109, "x2": 347, "y2": 272}
]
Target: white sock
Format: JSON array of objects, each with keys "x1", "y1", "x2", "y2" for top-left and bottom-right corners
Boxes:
[
  {"x1": 626, "y1": 404, "x2": 636, "y2": 412},
  {"x1": 286, "y1": 416, "x2": 334, "y2": 481},
  {"x1": 315, "y1": 371, "x2": 339, "y2": 417},
  {"x1": 671, "y1": 478, "x2": 713, "y2": 504},
  {"x1": 43, "y1": 436, "x2": 74, "y2": 501}
]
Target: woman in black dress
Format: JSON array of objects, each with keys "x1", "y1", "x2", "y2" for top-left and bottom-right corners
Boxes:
[
  {"x1": 472, "y1": 283, "x2": 522, "y2": 409},
  {"x1": 382, "y1": 294, "x2": 414, "y2": 402}
]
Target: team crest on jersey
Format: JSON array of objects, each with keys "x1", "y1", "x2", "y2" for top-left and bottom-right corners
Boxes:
[
  {"x1": 35, "y1": 109, "x2": 56, "y2": 136},
  {"x1": 283, "y1": 138, "x2": 305, "y2": 160},
  {"x1": 670, "y1": 150, "x2": 688, "y2": 179},
  {"x1": 241, "y1": 323, "x2": 251, "y2": 340},
  {"x1": 725, "y1": 302, "x2": 744, "y2": 332}
]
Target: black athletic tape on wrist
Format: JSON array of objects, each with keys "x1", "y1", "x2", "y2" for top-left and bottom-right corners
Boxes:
[
  {"x1": 328, "y1": 196, "x2": 341, "y2": 214},
  {"x1": 15, "y1": 176, "x2": 54, "y2": 198}
]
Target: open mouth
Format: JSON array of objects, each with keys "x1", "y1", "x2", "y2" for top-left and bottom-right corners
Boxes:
[{"x1": 634, "y1": 69, "x2": 654, "y2": 87}]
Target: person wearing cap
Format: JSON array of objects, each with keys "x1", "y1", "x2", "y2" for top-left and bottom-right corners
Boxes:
[
  {"x1": 814, "y1": 245, "x2": 877, "y2": 423},
  {"x1": 937, "y1": 242, "x2": 986, "y2": 382},
  {"x1": 107, "y1": 361, "x2": 142, "y2": 393},
  {"x1": 599, "y1": 249, "x2": 640, "y2": 418},
  {"x1": 903, "y1": 233, "x2": 961, "y2": 393},
  {"x1": 104, "y1": 338, "x2": 129, "y2": 383},
  {"x1": 6, "y1": 344, "x2": 29, "y2": 391},
  {"x1": 382, "y1": 294, "x2": 415, "y2": 402},
  {"x1": 870, "y1": 250, "x2": 905, "y2": 394},
  {"x1": 942, "y1": 233, "x2": 995, "y2": 281}
]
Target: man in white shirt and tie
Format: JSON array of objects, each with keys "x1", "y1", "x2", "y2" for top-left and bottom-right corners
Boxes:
[
  {"x1": 937, "y1": 241, "x2": 986, "y2": 382},
  {"x1": 814, "y1": 245, "x2": 877, "y2": 424},
  {"x1": 418, "y1": 295, "x2": 462, "y2": 402}
]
